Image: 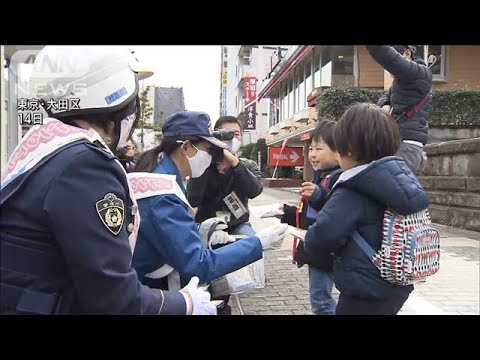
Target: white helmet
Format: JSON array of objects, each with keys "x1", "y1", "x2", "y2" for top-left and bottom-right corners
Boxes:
[{"x1": 29, "y1": 46, "x2": 140, "y2": 119}]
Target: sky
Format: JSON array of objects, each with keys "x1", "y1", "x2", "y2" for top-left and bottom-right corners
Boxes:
[{"x1": 128, "y1": 46, "x2": 221, "y2": 122}]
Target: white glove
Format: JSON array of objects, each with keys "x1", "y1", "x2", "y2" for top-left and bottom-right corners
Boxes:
[
  {"x1": 256, "y1": 223, "x2": 288, "y2": 251},
  {"x1": 180, "y1": 277, "x2": 217, "y2": 315},
  {"x1": 209, "y1": 230, "x2": 236, "y2": 247},
  {"x1": 198, "y1": 217, "x2": 228, "y2": 248}
]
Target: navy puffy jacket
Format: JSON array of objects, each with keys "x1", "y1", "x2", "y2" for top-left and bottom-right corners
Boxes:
[
  {"x1": 367, "y1": 45, "x2": 432, "y2": 145},
  {"x1": 304, "y1": 157, "x2": 429, "y2": 301}
]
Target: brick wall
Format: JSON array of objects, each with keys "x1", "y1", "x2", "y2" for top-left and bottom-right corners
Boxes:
[{"x1": 419, "y1": 137, "x2": 480, "y2": 231}]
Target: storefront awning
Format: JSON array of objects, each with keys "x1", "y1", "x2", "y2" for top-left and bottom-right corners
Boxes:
[{"x1": 257, "y1": 45, "x2": 314, "y2": 101}]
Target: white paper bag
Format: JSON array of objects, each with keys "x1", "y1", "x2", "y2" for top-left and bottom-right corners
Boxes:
[{"x1": 210, "y1": 258, "x2": 265, "y2": 297}]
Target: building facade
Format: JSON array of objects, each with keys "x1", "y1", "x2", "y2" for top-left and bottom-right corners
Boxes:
[
  {"x1": 257, "y1": 45, "x2": 480, "y2": 180},
  {"x1": 219, "y1": 45, "x2": 289, "y2": 144},
  {"x1": 153, "y1": 86, "x2": 185, "y2": 126}
]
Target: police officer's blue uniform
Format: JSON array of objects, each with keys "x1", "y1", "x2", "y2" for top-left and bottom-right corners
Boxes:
[
  {"x1": 131, "y1": 155, "x2": 263, "y2": 287},
  {"x1": 1, "y1": 139, "x2": 185, "y2": 315}
]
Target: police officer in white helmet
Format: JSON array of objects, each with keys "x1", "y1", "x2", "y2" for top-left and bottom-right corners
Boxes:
[{"x1": 0, "y1": 46, "x2": 215, "y2": 315}]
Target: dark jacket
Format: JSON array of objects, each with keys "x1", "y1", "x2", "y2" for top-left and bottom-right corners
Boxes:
[
  {"x1": 281, "y1": 167, "x2": 341, "y2": 270},
  {"x1": 304, "y1": 156, "x2": 429, "y2": 301},
  {"x1": 187, "y1": 157, "x2": 263, "y2": 229},
  {"x1": 1, "y1": 141, "x2": 184, "y2": 315},
  {"x1": 367, "y1": 45, "x2": 432, "y2": 145},
  {"x1": 118, "y1": 155, "x2": 136, "y2": 173}
]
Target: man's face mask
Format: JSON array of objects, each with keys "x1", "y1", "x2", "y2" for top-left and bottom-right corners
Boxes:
[
  {"x1": 225, "y1": 137, "x2": 242, "y2": 154},
  {"x1": 185, "y1": 143, "x2": 212, "y2": 178}
]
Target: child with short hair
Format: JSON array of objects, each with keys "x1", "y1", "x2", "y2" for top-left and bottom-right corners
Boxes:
[
  {"x1": 280, "y1": 119, "x2": 341, "y2": 315},
  {"x1": 304, "y1": 103, "x2": 429, "y2": 315}
]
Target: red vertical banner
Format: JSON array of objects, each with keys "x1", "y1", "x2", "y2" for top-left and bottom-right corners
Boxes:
[
  {"x1": 244, "y1": 76, "x2": 256, "y2": 104},
  {"x1": 244, "y1": 76, "x2": 256, "y2": 130}
]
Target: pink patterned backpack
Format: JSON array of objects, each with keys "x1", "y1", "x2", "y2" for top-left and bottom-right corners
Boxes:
[{"x1": 352, "y1": 209, "x2": 440, "y2": 286}]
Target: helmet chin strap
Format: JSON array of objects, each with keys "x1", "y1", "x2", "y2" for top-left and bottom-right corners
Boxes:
[
  {"x1": 111, "y1": 123, "x2": 121, "y2": 151},
  {"x1": 113, "y1": 96, "x2": 140, "y2": 152}
]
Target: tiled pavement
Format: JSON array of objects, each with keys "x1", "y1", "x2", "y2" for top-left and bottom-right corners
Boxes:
[{"x1": 229, "y1": 187, "x2": 479, "y2": 315}]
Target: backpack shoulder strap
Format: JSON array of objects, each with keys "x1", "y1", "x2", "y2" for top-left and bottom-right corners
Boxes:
[
  {"x1": 405, "y1": 94, "x2": 429, "y2": 118},
  {"x1": 352, "y1": 231, "x2": 376, "y2": 259}
]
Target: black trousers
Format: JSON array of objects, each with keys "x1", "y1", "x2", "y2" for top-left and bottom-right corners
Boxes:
[
  {"x1": 211, "y1": 294, "x2": 232, "y2": 315},
  {"x1": 336, "y1": 293, "x2": 409, "y2": 315}
]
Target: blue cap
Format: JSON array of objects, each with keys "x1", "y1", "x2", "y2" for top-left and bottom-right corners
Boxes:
[{"x1": 162, "y1": 111, "x2": 227, "y2": 149}]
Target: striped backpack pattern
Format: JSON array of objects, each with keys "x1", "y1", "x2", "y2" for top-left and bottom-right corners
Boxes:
[{"x1": 353, "y1": 209, "x2": 440, "y2": 286}]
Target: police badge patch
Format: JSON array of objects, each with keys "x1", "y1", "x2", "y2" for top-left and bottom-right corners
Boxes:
[{"x1": 96, "y1": 193, "x2": 125, "y2": 235}]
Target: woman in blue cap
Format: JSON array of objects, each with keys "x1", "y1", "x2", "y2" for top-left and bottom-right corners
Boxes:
[{"x1": 130, "y1": 111, "x2": 288, "y2": 307}]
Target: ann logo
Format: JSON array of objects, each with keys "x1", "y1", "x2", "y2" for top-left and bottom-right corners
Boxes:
[
  {"x1": 25, "y1": 54, "x2": 36, "y2": 64},
  {"x1": 11, "y1": 49, "x2": 86, "y2": 78}
]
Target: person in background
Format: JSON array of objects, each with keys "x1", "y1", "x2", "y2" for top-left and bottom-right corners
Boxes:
[
  {"x1": 187, "y1": 115, "x2": 263, "y2": 238},
  {"x1": 367, "y1": 45, "x2": 432, "y2": 174},
  {"x1": 117, "y1": 139, "x2": 137, "y2": 173}
]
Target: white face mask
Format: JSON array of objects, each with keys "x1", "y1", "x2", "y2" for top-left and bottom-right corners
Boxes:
[
  {"x1": 116, "y1": 112, "x2": 137, "y2": 151},
  {"x1": 186, "y1": 143, "x2": 212, "y2": 178},
  {"x1": 226, "y1": 137, "x2": 242, "y2": 154}
]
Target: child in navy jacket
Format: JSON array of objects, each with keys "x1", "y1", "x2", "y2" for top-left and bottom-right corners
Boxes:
[
  {"x1": 304, "y1": 103, "x2": 429, "y2": 315},
  {"x1": 280, "y1": 120, "x2": 341, "y2": 315}
]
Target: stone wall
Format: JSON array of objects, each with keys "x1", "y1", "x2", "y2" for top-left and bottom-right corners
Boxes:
[
  {"x1": 419, "y1": 137, "x2": 480, "y2": 232},
  {"x1": 428, "y1": 126, "x2": 480, "y2": 144}
]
